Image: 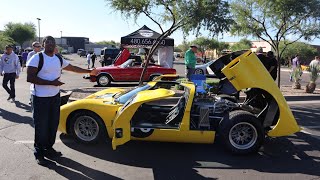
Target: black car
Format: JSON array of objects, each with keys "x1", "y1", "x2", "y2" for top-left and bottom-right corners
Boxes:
[
  {"x1": 80, "y1": 50, "x2": 87, "y2": 57},
  {"x1": 100, "y1": 48, "x2": 121, "y2": 66}
]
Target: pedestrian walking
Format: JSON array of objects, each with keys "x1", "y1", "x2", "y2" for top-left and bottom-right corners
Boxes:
[
  {"x1": 266, "y1": 51, "x2": 278, "y2": 80},
  {"x1": 91, "y1": 52, "x2": 96, "y2": 68},
  {"x1": 184, "y1": 44, "x2": 198, "y2": 80},
  {"x1": 27, "y1": 42, "x2": 42, "y2": 63},
  {"x1": 26, "y1": 36, "x2": 93, "y2": 166},
  {"x1": 0, "y1": 45, "x2": 21, "y2": 102},
  {"x1": 86, "y1": 52, "x2": 92, "y2": 69}
]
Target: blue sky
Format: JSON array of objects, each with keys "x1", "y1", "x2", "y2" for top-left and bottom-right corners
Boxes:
[{"x1": 0, "y1": 0, "x2": 319, "y2": 46}]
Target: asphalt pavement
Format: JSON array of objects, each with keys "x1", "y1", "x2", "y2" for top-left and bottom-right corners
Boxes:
[{"x1": 0, "y1": 54, "x2": 319, "y2": 180}]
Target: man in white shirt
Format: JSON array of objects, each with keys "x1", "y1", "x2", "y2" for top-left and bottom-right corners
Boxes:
[
  {"x1": 27, "y1": 36, "x2": 92, "y2": 165},
  {"x1": 310, "y1": 56, "x2": 320, "y2": 69},
  {"x1": 86, "y1": 52, "x2": 91, "y2": 69}
]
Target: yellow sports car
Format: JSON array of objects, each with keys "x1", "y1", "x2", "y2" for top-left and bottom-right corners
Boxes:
[{"x1": 58, "y1": 51, "x2": 300, "y2": 154}]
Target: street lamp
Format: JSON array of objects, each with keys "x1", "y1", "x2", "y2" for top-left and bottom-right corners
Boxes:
[
  {"x1": 60, "y1": 31, "x2": 62, "y2": 47},
  {"x1": 36, "y1": 18, "x2": 41, "y2": 43}
]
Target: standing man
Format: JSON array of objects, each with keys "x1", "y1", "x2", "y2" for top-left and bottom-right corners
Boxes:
[
  {"x1": 27, "y1": 36, "x2": 92, "y2": 165},
  {"x1": 86, "y1": 52, "x2": 92, "y2": 69},
  {"x1": 185, "y1": 44, "x2": 198, "y2": 80},
  {"x1": 0, "y1": 45, "x2": 21, "y2": 102},
  {"x1": 266, "y1": 51, "x2": 278, "y2": 80},
  {"x1": 309, "y1": 56, "x2": 320, "y2": 69},
  {"x1": 27, "y1": 41, "x2": 42, "y2": 62},
  {"x1": 91, "y1": 52, "x2": 97, "y2": 68}
]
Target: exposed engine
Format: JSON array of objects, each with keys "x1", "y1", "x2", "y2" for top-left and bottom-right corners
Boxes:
[{"x1": 190, "y1": 94, "x2": 239, "y2": 130}]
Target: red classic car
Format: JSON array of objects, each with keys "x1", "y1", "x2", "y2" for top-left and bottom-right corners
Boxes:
[{"x1": 89, "y1": 59, "x2": 176, "y2": 86}]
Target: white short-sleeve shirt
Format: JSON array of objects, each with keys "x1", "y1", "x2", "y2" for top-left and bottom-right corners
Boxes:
[{"x1": 26, "y1": 52, "x2": 69, "y2": 97}]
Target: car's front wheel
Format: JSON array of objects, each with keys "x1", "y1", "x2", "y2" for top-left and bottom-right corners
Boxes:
[
  {"x1": 194, "y1": 69, "x2": 204, "y2": 75},
  {"x1": 97, "y1": 74, "x2": 111, "y2": 87},
  {"x1": 219, "y1": 110, "x2": 264, "y2": 155},
  {"x1": 70, "y1": 111, "x2": 107, "y2": 144}
]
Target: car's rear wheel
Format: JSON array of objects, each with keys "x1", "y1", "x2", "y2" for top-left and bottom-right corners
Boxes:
[
  {"x1": 194, "y1": 69, "x2": 204, "y2": 75},
  {"x1": 97, "y1": 74, "x2": 111, "y2": 87},
  {"x1": 149, "y1": 75, "x2": 161, "y2": 81},
  {"x1": 219, "y1": 110, "x2": 264, "y2": 155},
  {"x1": 70, "y1": 111, "x2": 107, "y2": 144}
]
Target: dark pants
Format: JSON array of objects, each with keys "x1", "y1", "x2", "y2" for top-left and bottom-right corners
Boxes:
[
  {"x1": 32, "y1": 93, "x2": 60, "y2": 158},
  {"x1": 92, "y1": 59, "x2": 95, "y2": 68},
  {"x1": 2, "y1": 73, "x2": 16, "y2": 98}
]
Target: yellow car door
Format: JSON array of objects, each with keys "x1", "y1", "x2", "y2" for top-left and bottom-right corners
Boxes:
[
  {"x1": 112, "y1": 88, "x2": 175, "y2": 150},
  {"x1": 222, "y1": 51, "x2": 300, "y2": 136}
]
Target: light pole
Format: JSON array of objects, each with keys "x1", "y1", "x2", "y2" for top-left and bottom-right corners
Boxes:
[
  {"x1": 60, "y1": 31, "x2": 62, "y2": 47},
  {"x1": 36, "y1": 18, "x2": 41, "y2": 42}
]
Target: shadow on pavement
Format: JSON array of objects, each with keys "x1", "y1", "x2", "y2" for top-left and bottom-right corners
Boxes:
[
  {"x1": 46, "y1": 157, "x2": 120, "y2": 180},
  {"x1": 14, "y1": 100, "x2": 32, "y2": 112},
  {"x1": 60, "y1": 130, "x2": 320, "y2": 179},
  {"x1": 0, "y1": 108, "x2": 34, "y2": 128}
]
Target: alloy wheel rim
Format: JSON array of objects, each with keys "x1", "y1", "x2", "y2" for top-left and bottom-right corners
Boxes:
[
  {"x1": 229, "y1": 122, "x2": 258, "y2": 150},
  {"x1": 74, "y1": 116, "x2": 99, "y2": 142},
  {"x1": 99, "y1": 76, "x2": 109, "y2": 86}
]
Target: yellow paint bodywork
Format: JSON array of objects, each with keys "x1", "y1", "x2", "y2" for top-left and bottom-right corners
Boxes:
[
  {"x1": 152, "y1": 74, "x2": 180, "y2": 81},
  {"x1": 58, "y1": 88, "x2": 125, "y2": 135},
  {"x1": 221, "y1": 51, "x2": 300, "y2": 136},
  {"x1": 112, "y1": 85, "x2": 215, "y2": 150}
]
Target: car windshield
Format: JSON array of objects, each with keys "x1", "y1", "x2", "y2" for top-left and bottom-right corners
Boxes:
[
  {"x1": 115, "y1": 84, "x2": 151, "y2": 104},
  {"x1": 120, "y1": 59, "x2": 133, "y2": 68}
]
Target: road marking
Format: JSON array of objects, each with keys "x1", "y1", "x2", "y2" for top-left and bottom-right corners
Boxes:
[{"x1": 14, "y1": 140, "x2": 65, "y2": 144}]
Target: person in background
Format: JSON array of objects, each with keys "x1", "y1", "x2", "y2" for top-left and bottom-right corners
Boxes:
[
  {"x1": 266, "y1": 51, "x2": 278, "y2": 80},
  {"x1": 21, "y1": 50, "x2": 28, "y2": 71},
  {"x1": 86, "y1": 52, "x2": 92, "y2": 69},
  {"x1": 27, "y1": 36, "x2": 92, "y2": 166},
  {"x1": 91, "y1": 52, "x2": 97, "y2": 68},
  {"x1": 184, "y1": 45, "x2": 198, "y2": 80},
  {"x1": 255, "y1": 47, "x2": 270, "y2": 70},
  {"x1": 290, "y1": 54, "x2": 301, "y2": 82},
  {"x1": 0, "y1": 45, "x2": 21, "y2": 102},
  {"x1": 309, "y1": 56, "x2": 320, "y2": 69},
  {"x1": 27, "y1": 42, "x2": 42, "y2": 63}
]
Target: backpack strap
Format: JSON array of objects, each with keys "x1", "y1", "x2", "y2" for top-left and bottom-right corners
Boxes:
[
  {"x1": 37, "y1": 52, "x2": 44, "y2": 75},
  {"x1": 55, "y1": 54, "x2": 63, "y2": 67}
]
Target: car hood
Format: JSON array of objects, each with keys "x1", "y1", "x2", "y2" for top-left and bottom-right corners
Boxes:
[{"x1": 85, "y1": 88, "x2": 126, "y2": 102}]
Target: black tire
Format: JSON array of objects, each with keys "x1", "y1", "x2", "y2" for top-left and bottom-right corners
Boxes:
[
  {"x1": 69, "y1": 111, "x2": 107, "y2": 144},
  {"x1": 97, "y1": 74, "x2": 111, "y2": 87},
  {"x1": 219, "y1": 110, "x2": 264, "y2": 155},
  {"x1": 194, "y1": 69, "x2": 204, "y2": 75}
]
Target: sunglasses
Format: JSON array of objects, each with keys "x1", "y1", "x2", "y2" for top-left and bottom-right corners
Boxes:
[{"x1": 34, "y1": 46, "x2": 41, "y2": 48}]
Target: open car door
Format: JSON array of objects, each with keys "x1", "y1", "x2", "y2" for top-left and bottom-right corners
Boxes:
[{"x1": 112, "y1": 88, "x2": 175, "y2": 150}]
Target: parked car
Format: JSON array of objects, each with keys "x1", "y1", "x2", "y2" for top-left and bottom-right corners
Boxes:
[
  {"x1": 194, "y1": 60, "x2": 215, "y2": 76},
  {"x1": 77, "y1": 49, "x2": 84, "y2": 55},
  {"x1": 89, "y1": 58, "x2": 176, "y2": 86},
  {"x1": 100, "y1": 48, "x2": 121, "y2": 66},
  {"x1": 59, "y1": 51, "x2": 300, "y2": 154},
  {"x1": 80, "y1": 50, "x2": 87, "y2": 57}
]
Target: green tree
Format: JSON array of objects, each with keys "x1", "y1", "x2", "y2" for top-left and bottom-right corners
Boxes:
[
  {"x1": 230, "y1": 38, "x2": 251, "y2": 51},
  {"x1": 0, "y1": 33, "x2": 14, "y2": 51},
  {"x1": 191, "y1": 37, "x2": 220, "y2": 58},
  {"x1": 216, "y1": 42, "x2": 230, "y2": 56},
  {"x1": 3, "y1": 22, "x2": 36, "y2": 47},
  {"x1": 95, "y1": 40, "x2": 120, "y2": 47},
  {"x1": 279, "y1": 41, "x2": 317, "y2": 66},
  {"x1": 231, "y1": 0, "x2": 320, "y2": 86},
  {"x1": 106, "y1": 0, "x2": 233, "y2": 85}
]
